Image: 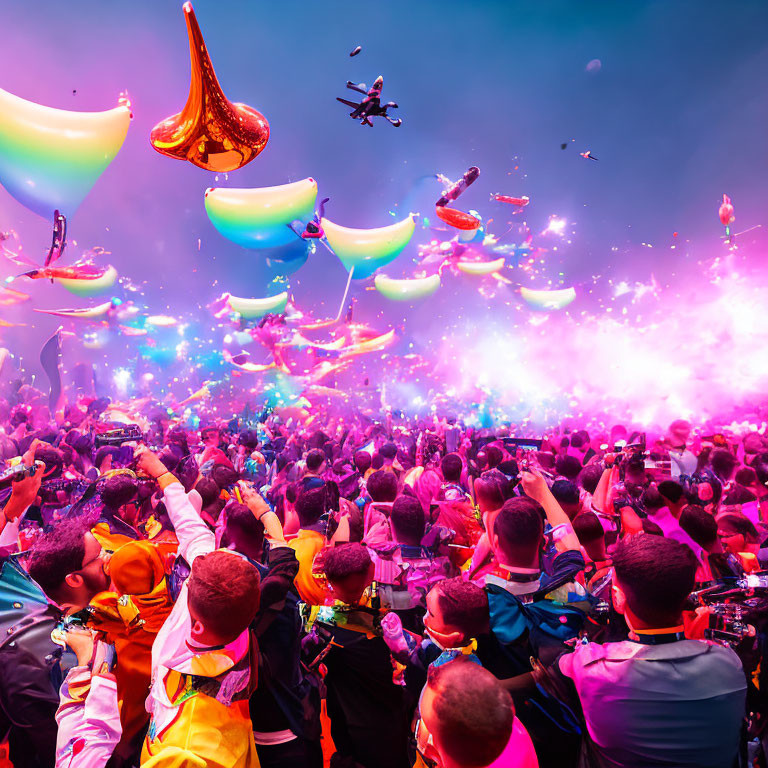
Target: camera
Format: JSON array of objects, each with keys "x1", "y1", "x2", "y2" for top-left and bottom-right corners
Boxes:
[
  {"x1": 94, "y1": 424, "x2": 144, "y2": 448},
  {"x1": 0, "y1": 460, "x2": 45, "y2": 490}
]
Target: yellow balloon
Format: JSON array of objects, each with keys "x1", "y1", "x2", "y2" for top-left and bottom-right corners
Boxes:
[
  {"x1": 456, "y1": 257, "x2": 506, "y2": 276},
  {"x1": 520, "y1": 286, "x2": 576, "y2": 310},
  {"x1": 56, "y1": 265, "x2": 118, "y2": 297},
  {"x1": 204, "y1": 178, "x2": 317, "y2": 248},
  {"x1": 321, "y1": 214, "x2": 415, "y2": 279},
  {"x1": 226, "y1": 291, "x2": 288, "y2": 318},
  {"x1": 374, "y1": 273, "x2": 441, "y2": 301}
]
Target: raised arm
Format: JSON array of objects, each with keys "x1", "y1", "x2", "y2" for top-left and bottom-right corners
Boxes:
[
  {"x1": 135, "y1": 446, "x2": 215, "y2": 564},
  {"x1": 520, "y1": 470, "x2": 581, "y2": 552},
  {"x1": 237, "y1": 480, "x2": 288, "y2": 549}
]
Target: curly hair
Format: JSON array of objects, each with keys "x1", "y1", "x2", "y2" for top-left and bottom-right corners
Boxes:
[{"x1": 26, "y1": 516, "x2": 93, "y2": 598}]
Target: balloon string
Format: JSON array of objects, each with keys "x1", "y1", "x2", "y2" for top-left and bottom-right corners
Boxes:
[{"x1": 334, "y1": 266, "x2": 355, "y2": 322}]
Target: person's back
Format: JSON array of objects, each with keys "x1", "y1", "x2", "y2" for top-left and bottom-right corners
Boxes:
[
  {"x1": 288, "y1": 486, "x2": 328, "y2": 606},
  {"x1": 308, "y1": 544, "x2": 409, "y2": 768},
  {"x1": 135, "y1": 450, "x2": 262, "y2": 768},
  {"x1": 370, "y1": 495, "x2": 456, "y2": 629},
  {"x1": 477, "y1": 493, "x2": 586, "y2": 766},
  {"x1": 558, "y1": 535, "x2": 745, "y2": 768}
]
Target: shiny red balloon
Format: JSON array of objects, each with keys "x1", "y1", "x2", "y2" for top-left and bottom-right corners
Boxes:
[
  {"x1": 434, "y1": 205, "x2": 480, "y2": 231},
  {"x1": 718, "y1": 194, "x2": 734, "y2": 226},
  {"x1": 150, "y1": 2, "x2": 269, "y2": 172}
]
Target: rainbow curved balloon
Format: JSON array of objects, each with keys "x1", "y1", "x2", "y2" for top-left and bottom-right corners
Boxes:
[
  {"x1": 57, "y1": 265, "x2": 118, "y2": 297},
  {"x1": 520, "y1": 285, "x2": 576, "y2": 310},
  {"x1": 374, "y1": 273, "x2": 440, "y2": 301},
  {"x1": 226, "y1": 291, "x2": 288, "y2": 319},
  {"x1": 34, "y1": 301, "x2": 114, "y2": 319},
  {"x1": 205, "y1": 178, "x2": 317, "y2": 248},
  {"x1": 0, "y1": 89, "x2": 130, "y2": 219},
  {"x1": 321, "y1": 214, "x2": 415, "y2": 280},
  {"x1": 456, "y1": 257, "x2": 505, "y2": 276}
]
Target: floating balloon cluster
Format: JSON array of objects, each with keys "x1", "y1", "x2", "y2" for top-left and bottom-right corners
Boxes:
[{"x1": 0, "y1": 0, "x2": 602, "y2": 420}]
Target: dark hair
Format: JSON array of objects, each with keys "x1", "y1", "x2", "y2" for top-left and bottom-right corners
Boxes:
[
  {"x1": 391, "y1": 495, "x2": 425, "y2": 545},
  {"x1": 211, "y1": 464, "x2": 239, "y2": 489},
  {"x1": 723, "y1": 484, "x2": 757, "y2": 505},
  {"x1": 710, "y1": 448, "x2": 739, "y2": 481},
  {"x1": 657, "y1": 479, "x2": 685, "y2": 504},
  {"x1": 224, "y1": 502, "x2": 265, "y2": 552},
  {"x1": 354, "y1": 450, "x2": 372, "y2": 473},
  {"x1": 305, "y1": 449, "x2": 326, "y2": 473},
  {"x1": 612, "y1": 535, "x2": 696, "y2": 625},
  {"x1": 569, "y1": 433, "x2": 586, "y2": 449},
  {"x1": 194, "y1": 477, "x2": 221, "y2": 507},
  {"x1": 434, "y1": 578, "x2": 488, "y2": 638},
  {"x1": 718, "y1": 514, "x2": 759, "y2": 542},
  {"x1": 734, "y1": 467, "x2": 757, "y2": 487},
  {"x1": 346, "y1": 504, "x2": 365, "y2": 543},
  {"x1": 755, "y1": 462, "x2": 768, "y2": 488},
  {"x1": 238, "y1": 430, "x2": 259, "y2": 450},
  {"x1": 26, "y1": 516, "x2": 91, "y2": 598},
  {"x1": 496, "y1": 459, "x2": 519, "y2": 479},
  {"x1": 66, "y1": 429, "x2": 94, "y2": 456},
  {"x1": 94, "y1": 446, "x2": 121, "y2": 469},
  {"x1": 427, "y1": 659, "x2": 514, "y2": 768},
  {"x1": 493, "y1": 497, "x2": 544, "y2": 564},
  {"x1": 550, "y1": 479, "x2": 580, "y2": 507},
  {"x1": 158, "y1": 449, "x2": 181, "y2": 474},
  {"x1": 640, "y1": 485, "x2": 665, "y2": 511},
  {"x1": 555, "y1": 454, "x2": 582, "y2": 481},
  {"x1": 295, "y1": 486, "x2": 327, "y2": 527},
  {"x1": 572, "y1": 512, "x2": 604, "y2": 544},
  {"x1": 441, "y1": 453, "x2": 463, "y2": 484},
  {"x1": 379, "y1": 442, "x2": 398, "y2": 461},
  {"x1": 323, "y1": 543, "x2": 372, "y2": 583},
  {"x1": 100, "y1": 475, "x2": 138, "y2": 510},
  {"x1": 578, "y1": 464, "x2": 603, "y2": 495},
  {"x1": 483, "y1": 445, "x2": 504, "y2": 469},
  {"x1": 679, "y1": 505, "x2": 718, "y2": 548},
  {"x1": 188, "y1": 551, "x2": 260, "y2": 641},
  {"x1": 367, "y1": 470, "x2": 398, "y2": 502},
  {"x1": 474, "y1": 472, "x2": 505, "y2": 511}
]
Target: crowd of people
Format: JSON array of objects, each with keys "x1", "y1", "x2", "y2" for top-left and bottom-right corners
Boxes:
[{"x1": 0, "y1": 388, "x2": 766, "y2": 768}]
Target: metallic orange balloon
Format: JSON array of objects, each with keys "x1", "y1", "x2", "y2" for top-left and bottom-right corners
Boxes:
[{"x1": 150, "y1": 2, "x2": 269, "y2": 172}]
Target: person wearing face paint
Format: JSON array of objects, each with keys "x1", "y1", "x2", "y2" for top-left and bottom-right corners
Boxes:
[
  {"x1": 134, "y1": 446, "x2": 262, "y2": 768},
  {"x1": 557, "y1": 535, "x2": 746, "y2": 768}
]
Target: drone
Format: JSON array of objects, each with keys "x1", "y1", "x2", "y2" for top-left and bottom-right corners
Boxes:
[{"x1": 337, "y1": 76, "x2": 401, "y2": 127}]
